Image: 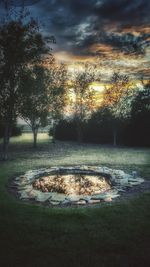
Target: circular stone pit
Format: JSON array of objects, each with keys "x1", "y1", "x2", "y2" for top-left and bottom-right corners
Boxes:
[{"x1": 12, "y1": 166, "x2": 144, "y2": 207}]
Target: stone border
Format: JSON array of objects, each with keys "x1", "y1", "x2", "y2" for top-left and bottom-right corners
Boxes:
[{"x1": 11, "y1": 166, "x2": 144, "y2": 207}]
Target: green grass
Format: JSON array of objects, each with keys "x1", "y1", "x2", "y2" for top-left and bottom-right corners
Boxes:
[
  {"x1": 0, "y1": 134, "x2": 150, "y2": 267},
  {"x1": 8, "y1": 132, "x2": 50, "y2": 144}
]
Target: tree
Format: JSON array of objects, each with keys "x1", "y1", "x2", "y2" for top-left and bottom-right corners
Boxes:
[
  {"x1": 0, "y1": 6, "x2": 54, "y2": 159},
  {"x1": 103, "y1": 72, "x2": 130, "y2": 146},
  {"x1": 70, "y1": 63, "x2": 98, "y2": 143},
  {"x1": 52, "y1": 119, "x2": 77, "y2": 142},
  {"x1": 19, "y1": 62, "x2": 67, "y2": 147},
  {"x1": 47, "y1": 63, "x2": 68, "y2": 143},
  {"x1": 131, "y1": 81, "x2": 150, "y2": 116},
  {"x1": 19, "y1": 65, "x2": 50, "y2": 148},
  {"x1": 130, "y1": 81, "x2": 150, "y2": 146},
  {"x1": 85, "y1": 106, "x2": 113, "y2": 144}
]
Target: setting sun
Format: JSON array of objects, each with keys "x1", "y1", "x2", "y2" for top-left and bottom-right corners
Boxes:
[{"x1": 90, "y1": 82, "x2": 105, "y2": 92}]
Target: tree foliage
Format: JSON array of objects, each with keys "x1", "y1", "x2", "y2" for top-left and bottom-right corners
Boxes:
[
  {"x1": 103, "y1": 72, "x2": 130, "y2": 145},
  {"x1": 129, "y1": 81, "x2": 150, "y2": 146},
  {"x1": 19, "y1": 65, "x2": 50, "y2": 148},
  {"x1": 19, "y1": 62, "x2": 67, "y2": 147},
  {"x1": 0, "y1": 7, "x2": 54, "y2": 158},
  {"x1": 70, "y1": 63, "x2": 99, "y2": 142}
]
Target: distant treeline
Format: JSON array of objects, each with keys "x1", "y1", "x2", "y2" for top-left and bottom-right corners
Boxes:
[{"x1": 53, "y1": 97, "x2": 150, "y2": 147}]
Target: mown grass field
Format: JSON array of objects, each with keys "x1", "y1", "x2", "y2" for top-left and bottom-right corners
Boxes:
[{"x1": 0, "y1": 133, "x2": 150, "y2": 267}]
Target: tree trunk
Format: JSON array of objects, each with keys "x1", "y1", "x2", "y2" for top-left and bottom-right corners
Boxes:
[
  {"x1": 113, "y1": 128, "x2": 117, "y2": 146},
  {"x1": 2, "y1": 123, "x2": 11, "y2": 160},
  {"x1": 52, "y1": 124, "x2": 56, "y2": 144},
  {"x1": 33, "y1": 130, "x2": 38, "y2": 148},
  {"x1": 76, "y1": 121, "x2": 83, "y2": 143}
]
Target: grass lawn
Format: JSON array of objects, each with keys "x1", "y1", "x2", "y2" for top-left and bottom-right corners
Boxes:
[{"x1": 0, "y1": 133, "x2": 150, "y2": 267}]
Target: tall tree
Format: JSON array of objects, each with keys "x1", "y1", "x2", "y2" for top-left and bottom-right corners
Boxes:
[
  {"x1": 0, "y1": 6, "x2": 54, "y2": 159},
  {"x1": 130, "y1": 81, "x2": 150, "y2": 146},
  {"x1": 19, "y1": 65, "x2": 50, "y2": 148},
  {"x1": 19, "y1": 62, "x2": 67, "y2": 147},
  {"x1": 103, "y1": 72, "x2": 130, "y2": 146},
  {"x1": 48, "y1": 63, "x2": 68, "y2": 143},
  {"x1": 70, "y1": 64, "x2": 98, "y2": 143}
]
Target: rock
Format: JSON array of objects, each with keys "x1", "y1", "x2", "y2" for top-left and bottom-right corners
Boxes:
[
  {"x1": 67, "y1": 195, "x2": 82, "y2": 202},
  {"x1": 27, "y1": 190, "x2": 37, "y2": 199},
  {"x1": 50, "y1": 193, "x2": 66, "y2": 202},
  {"x1": 92, "y1": 190, "x2": 120, "y2": 200},
  {"x1": 132, "y1": 171, "x2": 137, "y2": 177},
  {"x1": 128, "y1": 180, "x2": 144, "y2": 186},
  {"x1": 19, "y1": 191, "x2": 30, "y2": 199},
  {"x1": 112, "y1": 170, "x2": 125, "y2": 177},
  {"x1": 116, "y1": 178, "x2": 129, "y2": 186},
  {"x1": 35, "y1": 192, "x2": 52, "y2": 202},
  {"x1": 19, "y1": 185, "x2": 32, "y2": 191},
  {"x1": 82, "y1": 196, "x2": 91, "y2": 203},
  {"x1": 104, "y1": 197, "x2": 112, "y2": 202},
  {"x1": 14, "y1": 165, "x2": 144, "y2": 206},
  {"x1": 108, "y1": 189, "x2": 119, "y2": 195},
  {"x1": 50, "y1": 201, "x2": 60, "y2": 206},
  {"x1": 107, "y1": 194, "x2": 120, "y2": 199},
  {"x1": 91, "y1": 193, "x2": 107, "y2": 200},
  {"x1": 17, "y1": 178, "x2": 28, "y2": 186},
  {"x1": 128, "y1": 177, "x2": 144, "y2": 184},
  {"x1": 117, "y1": 188, "x2": 126, "y2": 192},
  {"x1": 88, "y1": 199, "x2": 101, "y2": 204},
  {"x1": 61, "y1": 199, "x2": 71, "y2": 205},
  {"x1": 77, "y1": 200, "x2": 87, "y2": 205}
]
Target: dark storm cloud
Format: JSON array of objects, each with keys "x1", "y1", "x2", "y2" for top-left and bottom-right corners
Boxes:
[
  {"x1": 33, "y1": 0, "x2": 150, "y2": 55},
  {"x1": 101, "y1": 32, "x2": 150, "y2": 55},
  {"x1": 36, "y1": 0, "x2": 150, "y2": 26},
  {"x1": 0, "y1": 0, "x2": 40, "y2": 7},
  {"x1": 95, "y1": 0, "x2": 150, "y2": 26},
  {"x1": 1, "y1": 0, "x2": 150, "y2": 56},
  {"x1": 79, "y1": 31, "x2": 150, "y2": 56}
]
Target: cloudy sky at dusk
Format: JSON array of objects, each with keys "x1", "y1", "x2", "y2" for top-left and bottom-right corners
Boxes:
[{"x1": 1, "y1": 0, "x2": 150, "y2": 82}]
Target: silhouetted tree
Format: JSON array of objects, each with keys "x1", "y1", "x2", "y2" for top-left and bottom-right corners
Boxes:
[
  {"x1": 70, "y1": 64, "x2": 98, "y2": 143},
  {"x1": 48, "y1": 63, "x2": 68, "y2": 143},
  {"x1": 19, "y1": 65, "x2": 50, "y2": 148},
  {"x1": 130, "y1": 81, "x2": 150, "y2": 146},
  {"x1": 103, "y1": 72, "x2": 130, "y2": 146},
  {"x1": 85, "y1": 106, "x2": 113, "y2": 143},
  {"x1": 19, "y1": 63, "x2": 67, "y2": 147},
  {"x1": 0, "y1": 6, "x2": 54, "y2": 159},
  {"x1": 53, "y1": 119, "x2": 77, "y2": 141}
]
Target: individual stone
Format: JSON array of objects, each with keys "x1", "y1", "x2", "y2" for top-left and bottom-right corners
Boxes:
[
  {"x1": 77, "y1": 200, "x2": 87, "y2": 205},
  {"x1": 82, "y1": 196, "x2": 92, "y2": 203},
  {"x1": 128, "y1": 177, "x2": 144, "y2": 183},
  {"x1": 107, "y1": 194, "x2": 120, "y2": 199},
  {"x1": 19, "y1": 191, "x2": 30, "y2": 199},
  {"x1": 61, "y1": 199, "x2": 72, "y2": 205},
  {"x1": 35, "y1": 192, "x2": 52, "y2": 202},
  {"x1": 92, "y1": 190, "x2": 120, "y2": 200},
  {"x1": 128, "y1": 180, "x2": 144, "y2": 186},
  {"x1": 67, "y1": 195, "x2": 82, "y2": 202},
  {"x1": 104, "y1": 197, "x2": 112, "y2": 202},
  {"x1": 116, "y1": 178, "x2": 129, "y2": 186},
  {"x1": 19, "y1": 185, "x2": 33, "y2": 191},
  {"x1": 50, "y1": 193, "x2": 67, "y2": 202},
  {"x1": 91, "y1": 193, "x2": 108, "y2": 200},
  {"x1": 27, "y1": 190, "x2": 37, "y2": 199},
  {"x1": 117, "y1": 188, "x2": 126, "y2": 192},
  {"x1": 88, "y1": 199, "x2": 101, "y2": 204},
  {"x1": 50, "y1": 201, "x2": 60, "y2": 206}
]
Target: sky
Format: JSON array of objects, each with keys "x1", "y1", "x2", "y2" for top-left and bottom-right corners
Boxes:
[{"x1": 1, "y1": 0, "x2": 150, "y2": 82}]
